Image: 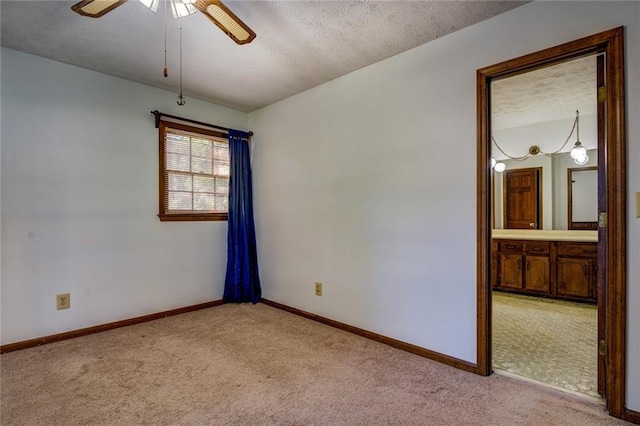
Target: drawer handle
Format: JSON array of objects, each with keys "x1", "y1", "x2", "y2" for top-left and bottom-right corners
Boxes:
[
  {"x1": 530, "y1": 247, "x2": 544, "y2": 252},
  {"x1": 505, "y1": 244, "x2": 517, "y2": 250}
]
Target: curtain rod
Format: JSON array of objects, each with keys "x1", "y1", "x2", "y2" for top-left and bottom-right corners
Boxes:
[{"x1": 150, "y1": 110, "x2": 253, "y2": 137}]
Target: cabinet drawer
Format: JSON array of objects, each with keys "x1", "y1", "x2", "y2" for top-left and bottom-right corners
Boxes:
[
  {"x1": 525, "y1": 241, "x2": 550, "y2": 255},
  {"x1": 499, "y1": 241, "x2": 523, "y2": 253},
  {"x1": 557, "y1": 242, "x2": 598, "y2": 258}
]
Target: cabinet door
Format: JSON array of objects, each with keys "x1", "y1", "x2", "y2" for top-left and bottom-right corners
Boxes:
[
  {"x1": 524, "y1": 255, "x2": 550, "y2": 293},
  {"x1": 500, "y1": 254, "x2": 522, "y2": 289},
  {"x1": 491, "y1": 241, "x2": 499, "y2": 288},
  {"x1": 557, "y1": 257, "x2": 591, "y2": 299},
  {"x1": 491, "y1": 252, "x2": 500, "y2": 288}
]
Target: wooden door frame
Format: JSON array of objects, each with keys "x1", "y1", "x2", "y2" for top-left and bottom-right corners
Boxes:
[{"x1": 476, "y1": 27, "x2": 627, "y2": 418}]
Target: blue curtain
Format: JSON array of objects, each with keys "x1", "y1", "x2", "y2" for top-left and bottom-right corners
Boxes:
[{"x1": 224, "y1": 129, "x2": 262, "y2": 304}]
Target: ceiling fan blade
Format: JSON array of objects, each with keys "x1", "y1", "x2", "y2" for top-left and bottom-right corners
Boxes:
[
  {"x1": 194, "y1": 0, "x2": 256, "y2": 45},
  {"x1": 71, "y1": 0, "x2": 127, "y2": 18}
]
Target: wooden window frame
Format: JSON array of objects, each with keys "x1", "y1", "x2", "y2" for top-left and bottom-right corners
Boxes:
[{"x1": 158, "y1": 120, "x2": 229, "y2": 222}]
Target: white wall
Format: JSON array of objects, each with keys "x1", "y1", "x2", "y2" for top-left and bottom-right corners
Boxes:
[
  {"x1": 249, "y1": 1, "x2": 640, "y2": 411},
  {"x1": 0, "y1": 48, "x2": 248, "y2": 344}
]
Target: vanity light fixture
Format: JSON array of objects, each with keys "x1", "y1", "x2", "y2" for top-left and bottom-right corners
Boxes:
[
  {"x1": 571, "y1": 143, "x2": 589, "y2": 165},
  {"x1": 492, "y1": 110, "x2": 590, "y2": 172},
  {"x1": 569, "y1": 113, "x2": 589, "y2": 165},
  {"x1": 490, "y1": 157, "x2": 506, "y2": 173}
]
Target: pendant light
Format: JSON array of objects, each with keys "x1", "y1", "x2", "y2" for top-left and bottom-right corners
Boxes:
[{"x1": 492, "y1": 110, "x2": 591, "y2": 172}]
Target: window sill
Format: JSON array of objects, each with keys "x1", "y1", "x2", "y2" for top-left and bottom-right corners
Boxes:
[{"x1": 158, "y1": 213, "x2": 228, "y2": 222}]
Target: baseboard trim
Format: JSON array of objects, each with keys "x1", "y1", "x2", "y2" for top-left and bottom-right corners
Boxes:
[
  {"x1": 260, "y1": 298, "x2": 477, "y2": 374},
  {"x1": 0, "y1": 300, "x2": 224, "y2": 354},
  {"x1": 626, "y1": 409, "x2": 640, "y2": 424}
]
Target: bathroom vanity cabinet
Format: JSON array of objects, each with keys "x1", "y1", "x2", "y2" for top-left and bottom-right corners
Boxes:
[{"x1": 491, "y1": 231, "x2": 597, "y2": 303}]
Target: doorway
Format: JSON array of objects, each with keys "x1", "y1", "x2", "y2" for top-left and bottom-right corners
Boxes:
[
  {"x1": 476, "y1": 27, "x2": 627, "y2": 418},
  {"x1": 491, "y1": 54, "x2": 599, "y2": 398}
]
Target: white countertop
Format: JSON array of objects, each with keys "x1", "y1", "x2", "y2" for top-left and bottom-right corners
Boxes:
[{"x1": 492, "y1": 229, "x2": 598, "y2": 242}]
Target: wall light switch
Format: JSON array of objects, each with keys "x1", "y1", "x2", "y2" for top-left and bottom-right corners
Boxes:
[{"x1": 635, "y1": 192, "x2": 640, "y2": 218}]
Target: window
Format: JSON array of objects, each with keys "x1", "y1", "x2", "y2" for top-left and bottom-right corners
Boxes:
[{"x1": 158, "y1": 121, "x2": 229, "y2": 221}]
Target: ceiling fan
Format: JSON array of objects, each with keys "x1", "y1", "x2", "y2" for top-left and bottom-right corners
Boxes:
[{"x1": 71, "y1": 0, "x2": 256, "y2": 45}]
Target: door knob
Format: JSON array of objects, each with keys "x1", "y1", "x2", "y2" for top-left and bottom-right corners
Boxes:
[{"x1": 529, "y1": 222, "x2": 535, "y2": 227}]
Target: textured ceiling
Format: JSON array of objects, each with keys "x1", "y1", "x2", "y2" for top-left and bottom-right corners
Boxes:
[
  {"x1": 491, "y1": 55, "x2": 598, "y2": 159},
  {"x1": 1, "y1": 0, "x2": 527, "y2": 112},
  {"x1": 492, "y1": 55, "x2": 597, "y2": 130}
]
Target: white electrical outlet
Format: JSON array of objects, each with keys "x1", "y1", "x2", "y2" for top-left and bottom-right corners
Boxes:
[{"x1": 57, "y1": 293, "x2": 70, "y2": 310}]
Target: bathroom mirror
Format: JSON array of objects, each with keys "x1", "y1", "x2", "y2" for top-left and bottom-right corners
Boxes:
[{"x1": 568, "y1": 167, "x2": 598, "y2": 230}]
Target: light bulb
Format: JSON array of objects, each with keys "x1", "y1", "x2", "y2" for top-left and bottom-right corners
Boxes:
[
  {"x1": 171, "y1": 0, "x2": 197, "y2": 17},
  {"x1": 571, "y1": 142, "x2": 587, "y2": 160},
  {"x1": 491, "y1": 157, "x2": 497, "y2": 169},
  {"x1": 494, "y1": 162, "x2": 506, "y2": 173},
  {"x1": 574, "y1": 154, "x2": 589, "y2": 166},
  {"x1": 139, "y1": 0, "x2": 159, "y2": 12}
]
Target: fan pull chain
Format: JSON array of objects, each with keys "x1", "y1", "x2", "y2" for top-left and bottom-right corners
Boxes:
[
  {"x1": 163, "y1": 0, "x2": 168, "y2": 78},
  {"x1": 177, "y1": 22, "x2": 186, "y2": 106}
]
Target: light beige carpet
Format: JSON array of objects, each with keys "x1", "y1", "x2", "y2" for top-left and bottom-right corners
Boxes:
[
  {"x1": 493, "y1": 291, "x2": 599, "y2": 398},
  {"x1": 1, "y1": 303, "x2": 627, "y2": 425}
]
